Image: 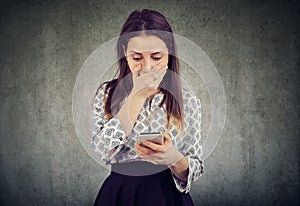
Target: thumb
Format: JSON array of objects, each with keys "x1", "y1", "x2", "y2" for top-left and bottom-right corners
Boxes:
[{"x1": 164, "y1": 134, "x2": 172, "y2": 145}]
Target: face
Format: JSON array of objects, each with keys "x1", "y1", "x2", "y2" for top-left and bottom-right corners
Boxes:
[{"x1": 124, "y1": 35, "x2": 169, "y2": 75}]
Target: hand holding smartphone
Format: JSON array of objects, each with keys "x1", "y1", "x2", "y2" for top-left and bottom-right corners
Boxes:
[{"x1": 136, "y1": 132, "x2": 164, "y2": 145}]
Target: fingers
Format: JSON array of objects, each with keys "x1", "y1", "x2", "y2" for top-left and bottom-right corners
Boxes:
[
  {"x1": 141, "y1": 139, "x2": 171, "y2": 152},
  {"x1": 144, "y1": 67, "x2": 168, "y2": 88},
  {"x1": 140, "y1": 65, "x2": 168, "y2": 78},
  {"x1": 141, "y1": 140, "x2": 164, "y2": 152},
  {"x1": 152, "y1": 65, "x2": 168, "y2": 77},
  {"x1": 154, "y1": 69, "x2": 167, "y2": 83},
  {"x1": 134, "y1": 143, "x2": 157, "y2": 156},
  {"x1": 133, "y1": 62, "x2": 167, "y2": 78},
  {"x1": 163, "y1": 134, "x2": 172, "y2": 143},
  {"x1": 140, "y1": 67, "x2": 160, "y2": 79},
  {"x1": 131, "y1": 64, "x2": 168, "y2": 97},
  {"x1": 154, "y1": 66, "x2": 168, "y2": 83}
]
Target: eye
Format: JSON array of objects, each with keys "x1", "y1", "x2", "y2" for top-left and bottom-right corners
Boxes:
[
  {"x1": 132, "y1": 56, "x2": 142, "y2": 61},
  {"x1": 152, "y1": 56, "x2": 162, "y2": 61}
]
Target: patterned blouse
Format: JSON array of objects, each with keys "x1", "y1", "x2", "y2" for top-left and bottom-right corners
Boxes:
[{"x1": 91, "y1": 83, "x2": 204, "y2": 193}]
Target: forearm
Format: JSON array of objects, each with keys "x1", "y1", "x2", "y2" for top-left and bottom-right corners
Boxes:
[
  {"x1": 168, "y1": 156, "x2": 189, "y2": 182},
  {"x1": 117, "y1": 91, "x2": 145, "y2": 136}
]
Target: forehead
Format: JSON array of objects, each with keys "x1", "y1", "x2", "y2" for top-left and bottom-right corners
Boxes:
[{"x1": 127, "y1": 35, "x2": 168, "y2": 54}]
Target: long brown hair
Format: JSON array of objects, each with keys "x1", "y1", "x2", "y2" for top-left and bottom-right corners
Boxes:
[{"x1": 96, "y1": 9, "x2": 184, "y2": 131}]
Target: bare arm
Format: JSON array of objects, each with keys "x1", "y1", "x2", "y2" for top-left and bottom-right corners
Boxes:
[
  {"x1": 116, "y1": 66, "x2": 167, "y2": 137},
  {"x1": 168, "y1": 157, "x2": 189, "y2": 182},
  {"x1": 117, "y1": 91, "x2": 145, "y2": 137}
]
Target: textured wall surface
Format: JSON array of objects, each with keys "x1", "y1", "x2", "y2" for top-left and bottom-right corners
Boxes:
[{"x1": 0, "y1": 0, "x2": 299, "y2": 205}]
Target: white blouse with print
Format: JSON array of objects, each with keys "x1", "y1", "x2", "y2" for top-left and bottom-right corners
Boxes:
[{"x1": 91, "y1": 83, "x2": 204, "y2": 193}]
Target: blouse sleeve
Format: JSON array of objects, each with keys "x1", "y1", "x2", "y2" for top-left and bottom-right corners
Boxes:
[
  {"x1": 171, "y1": 95, "x2": 204, "y2": 193},
  {"x1": 90, "y1": 84, "x2": 129, "y2": 165}
]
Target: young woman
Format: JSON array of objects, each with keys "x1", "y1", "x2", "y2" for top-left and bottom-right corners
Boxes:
[{"x1": 91, "y1": 9, "x2": 204, "y2": 206}]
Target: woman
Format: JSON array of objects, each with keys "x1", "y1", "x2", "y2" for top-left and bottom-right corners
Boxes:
[{"x1": 91, "y1": 9, "x2": 203, "y2": 206}]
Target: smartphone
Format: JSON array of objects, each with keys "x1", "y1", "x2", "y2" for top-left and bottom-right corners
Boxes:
[{"x1": 137, "y1": 132, "x2": 164, "y2": 145}]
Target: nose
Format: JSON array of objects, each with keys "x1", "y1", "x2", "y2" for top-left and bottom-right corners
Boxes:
[{"x1": 141, "y1": 57, "x2": 152, "y2": 73}]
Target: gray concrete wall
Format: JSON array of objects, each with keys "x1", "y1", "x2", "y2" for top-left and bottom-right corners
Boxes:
[{"x1": 0, "y1": 0, "x2": 299, "y2": 205}]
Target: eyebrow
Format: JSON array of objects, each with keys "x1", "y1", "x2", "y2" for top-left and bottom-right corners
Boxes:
[{"x1": 129, "y1": 51, "x2": 163, "y2": 55}]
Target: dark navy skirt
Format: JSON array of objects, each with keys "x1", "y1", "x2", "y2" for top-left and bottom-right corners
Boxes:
[{"x1": 93, "y1": 161, "x2": 195, "y2": 206}]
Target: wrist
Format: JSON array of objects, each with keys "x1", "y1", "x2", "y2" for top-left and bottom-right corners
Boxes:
[
  {"x1": 129, "y1": 89, "x2": 148, "y2": 102},
  {"x1": 168, "y1": 146, "x2": 184, "y2": 165},
  {"x1": 131, "y1": 87, "x2": 160, "y2": 100},
  {"x1": 167, "y1": 150, "x2": 185, "y2": 168},
  {"x1": 168, "y1": 157, "x2": 189, "y2": 182}
]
